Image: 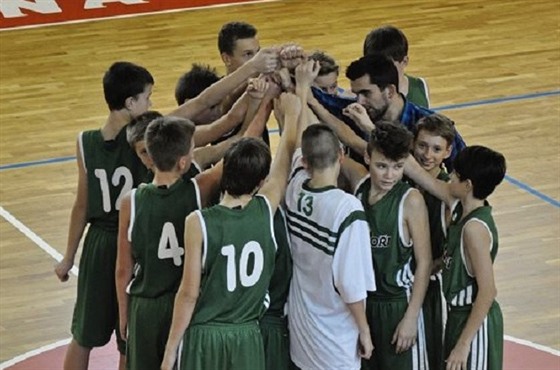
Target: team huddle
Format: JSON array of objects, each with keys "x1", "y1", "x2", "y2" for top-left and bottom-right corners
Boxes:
[{"x1": 54, "y1": 21, "x2": 507, "y2": 370}]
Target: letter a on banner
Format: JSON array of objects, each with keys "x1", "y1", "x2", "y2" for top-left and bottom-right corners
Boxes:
[{"x1": 0, "y1": 0, "x2": 62, "y2": 18}]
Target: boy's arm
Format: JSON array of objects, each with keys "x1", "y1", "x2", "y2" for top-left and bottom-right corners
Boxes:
[
  {"x1": 194, "y1": 90, "x2": 276, "y2": 207},
  {"x1": 258, "y1": 92, "x2": 301, "y2": 213},
  {"x1": 193, "y1": 139, "x2": 236, "y2": 170},
  {"x1": 192, "y1": 93, "x2": 249, "y2": 147},
  {"x1": 307, "y1": 94, "x2": 368, "y2": 155},
  {"x1": 404, "y1": 155, "x2": 456, "y2": 207},
  {"x1": 169, "y1": 48, "x2": 278, "y2": 120},
  {"x1": 55, "y1": 137, "x2": 87, "y2": 282},
  {"x1": 115, "y1": 192, "x2": 134, "y2": 340},
  {"x1": 446, "y1": 221, "x2": 497, "y2": 369},
  {"x1": 162, "y1": 212, "x2": 203, "y2": 370},
  {"x1": 392, "y1": 189, "x2": 432, "y2": 354},
  {"x1": 340, "y1": 155, "x2": 369, "y2": 194}
]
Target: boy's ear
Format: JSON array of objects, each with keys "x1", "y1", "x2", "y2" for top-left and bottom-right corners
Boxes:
[
  {"x1": 221, "y1": 52, "x2": 232, "y2": 67},
  {"x1": 444, "y1": 144, "x2": 453, "y2": 159},
  {"x1": 402, "y1": 55, "x2": 409, "y2": 68},
  {"x1": 363, "y1": 150, "x2": 371, "y2": 166},
  {"x1": 124, "y1": 96, "x2": 135, "y2": 111}
]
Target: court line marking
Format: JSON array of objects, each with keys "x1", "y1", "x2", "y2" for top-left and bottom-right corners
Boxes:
[
  {"x1": 0, "y1": 335, "x2": 557, "y2": 369},
  {"x1": 0, "y1": 0, "x2": 282, "y2": 32},
  {"x1": 0, "y1": 206, "x2": 79, "y2": 277},
  {"x1": 1, "y1": 89, "x2": 558, "y2": 172}
]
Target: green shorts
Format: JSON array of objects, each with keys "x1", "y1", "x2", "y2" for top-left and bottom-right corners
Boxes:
[
  {"x1": 362, "y1": 294, "x2": 429, "y2": 370},
  {"x1": 260, "y1": 314, "x2": 293, "y2": 370},
  {"x1": 445, "y1": 300, "x2": 503, "y2": 370},
  {"x1": 71, "y1": 225, "x2": 126, "y2": 354},
  {"x1": 423, "y1": 276, "x2": 445, "y2": 370},
  {"x1": 127, "y1": 293, "x2": 174, "y2": 370},
  {"x1": 179, "y1": 321, "x2": 265, "y2": 370}
]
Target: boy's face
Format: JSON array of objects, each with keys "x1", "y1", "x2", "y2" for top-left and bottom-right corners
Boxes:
[
  {"x1": 368, "y1": 148, "x2": 407, "y2": 192},
  {"x1": 223, "y1": 37, "x2": 260, "y2": 73},
  {"x1": 314, "y1": 71, "x2": 339, "y2": 95},
  {"x1": 134, "y1": 140, "x2": 154, "y2": 171},
  {"x1": 413, "y1": 130, "x2": 451, "y2": 173},
  {"x1": 350, "y1": 75, "x2": 390, "y2": 121},
  {"x1": 449, "y1": 171, "x2": 469, "y2": 198},
  {"x1": 129, "y1": 84, "x2": 153, "y2": 118}
]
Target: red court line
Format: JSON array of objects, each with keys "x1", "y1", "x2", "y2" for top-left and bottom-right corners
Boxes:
[
  {"x1": 0, "y1": 0, "x2": 268, "y2": 29},
  {"x1": 3, "y1": 336, "x2": 559, "y2": 370}
]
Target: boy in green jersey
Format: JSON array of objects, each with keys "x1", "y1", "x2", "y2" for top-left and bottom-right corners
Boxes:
[
  {"x1": 405, "y1": 145, "x2": 506, "y2": 370},
  {"x1": 341, "y1": 122, "x2": 432, "y2": 370}
]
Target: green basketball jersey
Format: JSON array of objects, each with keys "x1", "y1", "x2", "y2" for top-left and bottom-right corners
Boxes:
[
  {"x1": 356, "y1": 178, "x2": 415, "y2": 298},
  {"x1": 406, "y1": 74, "x2": 430, "y2": 108},
  {"x1": 422, "y1": 170, "x2": 449, "y2": 261},
  {"x1": 80, "y1": 127, "x2": 147, "y2": 231},
  {"x1": 128, "y1": 178, "x2": 201, "y2": 298},
  {"x1": 442, "y1": 203, "x2": 499, "y2": 306},
  {"x1": 191, "y1": 195, "x2": 277, "y2": 325},
  {"x1": 266, "y1": 207, "x2": 292, "y2": 317}
]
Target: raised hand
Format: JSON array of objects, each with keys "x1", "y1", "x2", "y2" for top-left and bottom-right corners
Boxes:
[
  {"x1": 343, "y1": 102, "x2": 375, "y2": 133},
  {"x1": 246, "y1": 76, "x2": 269, "y2": 100},
  {"x1": 279, "y1": 43, "x2": 306, "y2": 71},
  {"x1": 295, "y1": 60, "x2": 321, "y2": 89},
  {"x1": 250, "y1": 47, "x2": 279, "y2": 74}
]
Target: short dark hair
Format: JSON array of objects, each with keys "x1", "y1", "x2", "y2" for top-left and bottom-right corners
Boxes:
[
  {"x1": 145, "y1": 116, "x2": 195, "y2": 172},
  {"x1": 218, "y1": 21, "x2": 257, "y2": 55},
  {"x1": 301, "y1": 125, "x2": 341, "y2": 170},
  {"x1": 414, "y1": 113, "x2": 456, "y2": 147},
  {"x1": 453, "y1": 146, "x2": 506, "y2": 199},
  {"x1": 367, "y1": 121, "x2": 413, "y2": 161},
  {"x1": 346, "y1": 54, "x2": 399, "y2": 92},
  {"x1": 103, "y1": 61, "x2": 154, "y2": 111},
  {"x1": 363, "y1": 25, "x2": 409, "y2": 62},
  {"x1": 308, "y1": 51, "x2": 339, "y2": 76},
  {"x1": 127, "y1": 110, "x2": 163, "y2": 147},
  {"x1": 174, "y1": 64, "x2": 221, "y2": 105},
  {"x1": 221, "y1": 137, "x2": 271, "y2": 196}
]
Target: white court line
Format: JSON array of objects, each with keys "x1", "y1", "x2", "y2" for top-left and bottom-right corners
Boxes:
[
  {"x1": 0, "y1": 0, "x2": 282, "y2": 32},
  {"x1": 0, "y1": 338, "x2": 71, "y2": 370},
  {"x1": 505, "y1": 335, "x2": 560, "y2": 357},
  {"x1": 0, "y1": 205, "x2": 79, "y2": 276}
]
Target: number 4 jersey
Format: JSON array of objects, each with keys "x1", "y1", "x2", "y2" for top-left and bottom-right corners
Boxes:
[
  {"x1": 190, "y1": 195, "x2": 278, "y2": 325},
  {"x1": 128, "y1": 178, "x2": 201, "y2": 298},
  {"x1": 79, "y1": 128, "x2": 148, "y2": 231}
]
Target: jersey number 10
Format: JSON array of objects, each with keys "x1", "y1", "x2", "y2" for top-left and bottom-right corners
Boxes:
[{"x1": 221, "y1": 242, "x2": 264, "y2": 292}]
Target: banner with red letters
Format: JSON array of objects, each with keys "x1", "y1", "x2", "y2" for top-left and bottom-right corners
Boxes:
[{"x1": 0, "y1": 0, "x2": 265, "y2": 30}]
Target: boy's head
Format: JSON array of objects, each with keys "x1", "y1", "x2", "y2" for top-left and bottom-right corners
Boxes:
[
  {"x1": 103, "y1": 61, "x2": 154, "y2": 116},
  {"x1": 413, "y1": 114, "x2": 455, "y2": 173},
  {"x1": 366, "y1": 121, "x2": 413, "y2": 191},
  {"x1": 145, "y1": 116, "x2": 196, "y2": 173},
  {"x1": 346, "y1": 54, "x2": 399, "y2": 122},
  {"x1": 301, "y1": 124, "x2": 342, "y2": 172},
  {"x1": 127, "y1": 110, "x2": 163, "y2": 170},
  {"x1": 308, "y1": 51, "x2": 340, "y2": 96},
  {"x1": 218, "y1": 21, "x2": 259, "y2": 74},
  {"x1": 221, "y1": 137, "x2": 271, "y2": 197},
  {"x1": 451, "y1": 146, "x2": 506, "y2": 200},
  {"x1": 175, "y1": 64, "x2": 222, "y2": 125},
  {"x1": 363, "y1": 25, "x2": 409, "y2": 74}
]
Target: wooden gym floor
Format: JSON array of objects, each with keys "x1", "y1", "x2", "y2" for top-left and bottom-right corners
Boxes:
[{"x1": 0, "y1": 0, "x2": 559, "y2": 364}]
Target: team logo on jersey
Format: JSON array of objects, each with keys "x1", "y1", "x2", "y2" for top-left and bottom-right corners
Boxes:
[
  {"x1": 371, "y1": 234, "x2": 391, "y2": 248},
  {"x1": 442, "y1": 249, "x2": 453, "y2": 270}
]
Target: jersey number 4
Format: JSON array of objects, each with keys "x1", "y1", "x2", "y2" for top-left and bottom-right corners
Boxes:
[
  {"x1": 158, "y1": 222, "x2": 184, "y2": 266},
  {"x1": 94, "y1": 167, "x2": 133, "y2": 212},
  {"x1": 221, "y1": 242, "x2": 264, "y2": 292}
]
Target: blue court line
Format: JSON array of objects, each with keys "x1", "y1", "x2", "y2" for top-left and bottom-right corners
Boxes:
[
  {"x1": 504, "y1": 175, "x2": 560, "y2": 208},
  {"x1": 1, "y1": 89, "x2": 559, "y2": 209}
]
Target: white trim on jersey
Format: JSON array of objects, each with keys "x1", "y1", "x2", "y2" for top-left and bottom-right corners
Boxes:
[
  {"x1": 405, "y1": 288, "x2": 430, "y2": 370},
  {"x1": 398, "y1": 188, "x2": 415, "y2": 247},
  {"x1": 353, "y1": 174, "x2": 370, "y2": 196},
  {"x1": 78, "y1": 131, "x2": 86, "y2": 173},
  {"x1": 191, "y1": 160, "x2": 202, "y2": 174},
  {"x1": 194, "y1": 210, "x2": 208, "y2": 271},
  {"x1": 127, "y1": 189, "x2": 137, "y2": 242},
  {"x1": 191, "y1": 178, "x2": 202, "y2": 209},
  {"x1": 461, "y1": 218, "x2": 493, "y2": 278},
  {"x1": 419, "y1": 77, "x2": 431, "y2": 108},
  {"x1": 440, "y1": 201, "x2": 448, "y2": 238},
  {"x1": 257, "y1": 194, "x2": 278, "y2": 252}
]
